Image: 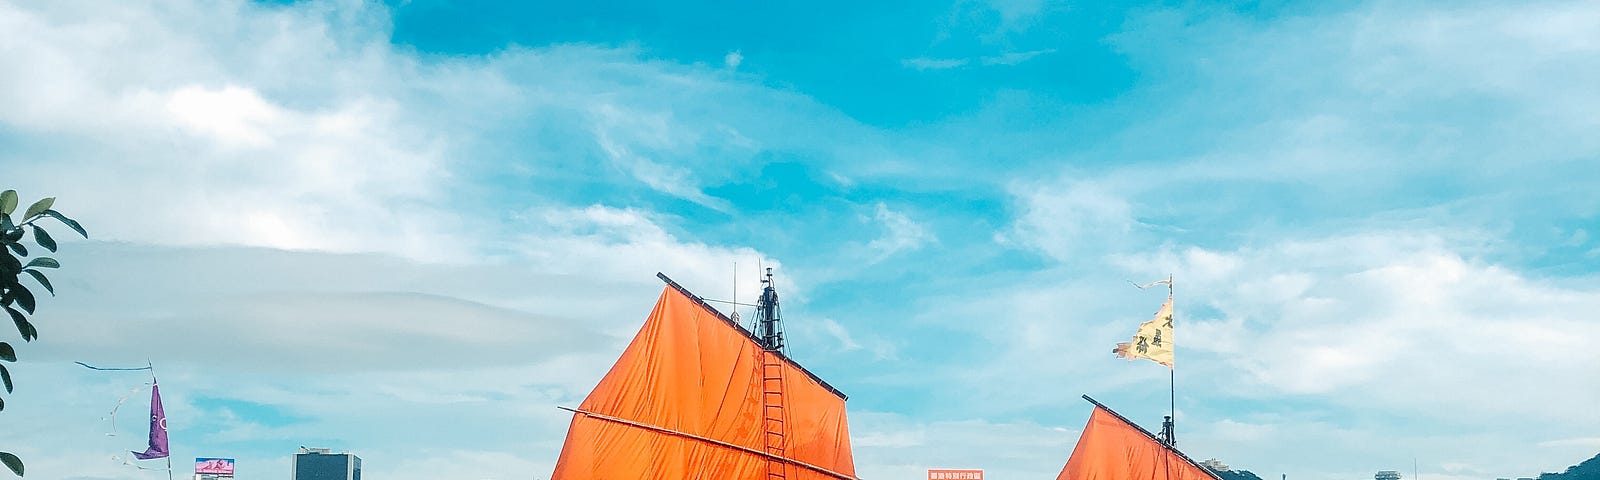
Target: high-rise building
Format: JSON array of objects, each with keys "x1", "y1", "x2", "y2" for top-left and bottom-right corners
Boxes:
[
  {"x1": 1376, "y1": 471, "x2": 1402, "y2": 480},
  {"x1": 292, "y1": 447, "x2": 361, "y2": 480}
]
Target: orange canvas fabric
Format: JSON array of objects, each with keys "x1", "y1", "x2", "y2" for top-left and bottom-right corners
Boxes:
[
  {"x1": 1057, "y1": 407, "x2": 1217, "y2": 480},
  {"x1": 552, "y1": 286, "x2": 857, "y2": 480}
]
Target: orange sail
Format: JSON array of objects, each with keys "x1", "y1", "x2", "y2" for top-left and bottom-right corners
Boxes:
[
  {"x1": 1058, "y1": 403, "x2": 1220, "y2": 480},
  {"x1": 551, "y1": 275, "x2": 857, "y2": 480}
]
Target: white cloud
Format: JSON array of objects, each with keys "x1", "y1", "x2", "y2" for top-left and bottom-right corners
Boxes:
[
  {"x1": 29, "y1": 243, "x2": 618, "y2": 370},
  {"x1": 1565, "y1": 228, "x2": 1588, "y2": 247},
  {"x1": 955, "y1": 2, "x2": 1600, "y2": 476},
  {"x1": 982, "y1": 0, "x2": 1051, "y2": 34},
  {"x1": 0, "y1": 0, "x2": 460, "y2": 261},
  {"x1": 902, "y1": 49, "x2": 1053, "y2": 70},
  {"x1": 0, "y1": 0, "x2": 884, "y2": 263},
  {"x1": 588, "y1": 104, "x2": 734, "y2": 211},
  {"x1": 0, "y1": 2, "x2": 817, "y2": 457},
  {"x1": 724, "y1": 50, "x2": 743, "y2": 69},
  {"x1": 1118, "y1": 234, "x2": 1600, "y2": 424},
  {"x1": 165, "y1": 85, "x2": 283, "y2": 147},
  {"x1": 804, "y1": 316, "x2": 897, "y2": 362},
  {"x1": 819, "y1": 318, "x2": 862, "y2": 352},
  {"x1": 902, "y1": 57, "x2": 969, "y2": 70},
  {"x1": 1537, "y1": 437, "x2": 1600, "y2": 449},
  {"x1": 1001, "y1": 178, "x2": 1137, "y2": 260},
  {"x1": 980, "y1": 49, "x2": 1055, "y2": 65},
  {"x1": 935, "y1": 0, "x2": 1058, "y2": 42},
  {"x1": 958, "y1": 226, "x2": 1600, "y2": 479},
  {"x1": 1099, "y1": 0, "x2": 1600, "y2": 192},
  {"x1": 509, "y1": 205, "x2": 780, "y2": 303},
  {"x1": 850, "y1": 411, "x2": 1078, "y2": 479},
  {"x1": 866, "y1": 202, "x2": 934, "y2": 259}
]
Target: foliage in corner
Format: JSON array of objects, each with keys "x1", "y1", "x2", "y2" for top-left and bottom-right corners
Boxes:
[{"x1": 0, "y1": 190, "x2": 88, "y2": 477}]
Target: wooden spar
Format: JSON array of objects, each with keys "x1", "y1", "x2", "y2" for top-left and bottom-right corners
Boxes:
[
  {"x1": 559, "y1": 406, "x2": 860, "y2": 480},
  {"x1": 657, "y1": 272, "x2": 848, "y2": 400},
  {"x1": 1079, "y1": 395, "x2": 1225, "y2": 480}
]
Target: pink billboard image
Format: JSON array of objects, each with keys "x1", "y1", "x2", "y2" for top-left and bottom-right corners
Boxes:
[{"x1": 195, "y1": 458, "x2": 235, "y2": 475}]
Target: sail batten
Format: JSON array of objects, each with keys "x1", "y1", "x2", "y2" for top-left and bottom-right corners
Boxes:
[{"x1": 558, "y1": 406, "x2": 857, "y2": 480}]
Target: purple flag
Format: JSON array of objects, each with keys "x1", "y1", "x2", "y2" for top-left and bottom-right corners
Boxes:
[{"x1": 131, "y1": 381, "x2": 168, "y2": 460}]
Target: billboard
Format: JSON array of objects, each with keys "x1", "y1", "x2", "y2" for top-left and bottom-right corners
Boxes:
[
  {"x1": 929, "y1": 469, "x2": 983, "y2": 480},
  {"x1": 195, "y1": 458, "x2": 235, "y2": 475}
]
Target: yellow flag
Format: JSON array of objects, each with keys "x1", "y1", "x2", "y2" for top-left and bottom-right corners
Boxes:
[{"x1": 1113, "y1": 298, "x2": 1174, "y2": 367}]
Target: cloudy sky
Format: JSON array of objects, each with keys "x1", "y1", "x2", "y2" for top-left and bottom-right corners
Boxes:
[{"x1": 1, "y1": 0, "x2": 1597, "y2": 479}]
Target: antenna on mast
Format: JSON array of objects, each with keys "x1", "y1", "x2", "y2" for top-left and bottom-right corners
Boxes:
[
  {"x1": 755, "y1": 266, "x2": 786, "y2": 353},
  {"x1": 730, "y1": 261, "x2": 740, "y2": 324},
  {"x1": 748, "y1": 259, "x2": 762, "y2": 333}
]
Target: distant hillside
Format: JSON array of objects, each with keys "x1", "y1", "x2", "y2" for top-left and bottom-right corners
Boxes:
[
  {"x1": 1209, "y1": 468, "x2": 1265, "y2": 480},
  {"x1": 1536, "y1": 452, "x2": 1600, "y2": 480}
]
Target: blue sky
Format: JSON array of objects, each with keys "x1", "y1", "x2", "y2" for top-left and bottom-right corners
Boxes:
[{"x1": 0, "y1": 0, "x2": 1597, "y2": 479}]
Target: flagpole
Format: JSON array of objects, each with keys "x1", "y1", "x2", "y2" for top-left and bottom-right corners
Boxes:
[
  {"x1": 148, "y1": 361, "x2": 172, "y2": 480},
  {"x1": 1166, "y1": 275, "x2": 1175, "y2": 446},
  {"x1": 1124, "y1": 275, "x2": 1179, "y2": 446},
  {"x1": 149, "y1": 361, "x2": 169, "y2": 480}
]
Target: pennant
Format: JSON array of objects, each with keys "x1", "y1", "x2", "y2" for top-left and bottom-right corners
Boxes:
[
  {"x1": 130, "y1": 381, "x2": 168, "y2": 460},
  {"x1": 1113, "y1": 298, "x2": 1174, "y2": 367}
]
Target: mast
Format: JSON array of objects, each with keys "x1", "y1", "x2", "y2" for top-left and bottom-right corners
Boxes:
[
  {"x1": 755, "y1": 267, "x2": 786, "y2": 353},
  {"x1": 655, "y1": 272, "x2": 844, "y2": 399},
  {"x1": 1119, "y1": 274, "x2": 1180, "y2": 447},
  {"x1": 1165, "y1": 274, "x2": 1175, "y2": 446},
  {"x1": 1137, "y1": 274, "x2": 1174, "y2": 447},
  {"x1": 753, "y1": 267, "x2": 789, "y2": 480}
]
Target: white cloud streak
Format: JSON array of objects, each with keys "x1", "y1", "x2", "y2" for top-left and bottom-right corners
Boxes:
[
  {"x1": 866, "y1": 203, "x2": 934, "y2": 260},
  {"x1": 902, "y1": 57, "x2": 970, "y2": 70}
]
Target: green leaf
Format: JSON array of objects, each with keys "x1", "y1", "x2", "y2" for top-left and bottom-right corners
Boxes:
[
  {"x1": 0, "y1": 253, "x2": 19, "y2": 275},
  {"x1": 13, "y1": 287, "x2": 32, "y2": 315},
  {"x1": 5, "y1": 307, "x2": 34, "y2": 342},
  {"x1": 22, "y1": 270, "x2": 51, "y2": 296},
  {"x1": 0, "y1": 395, "x2": 6, "y2": 411},
  {"x1": 23, "y1": 258, "x2": 56, "y2": 269},
  {"x1": 1, "y1": 364, "x2": 11, "y2": 394},
  {"x1": 0, "y1": 214, "x2": 11, "y2": 233},
  {"x1": 0, "y1": 342, "x2": 12, "y2": 361},
  {"x1": 0, "y1": 190, "x2": 16, "y2": 216},
  {"x1": 0, "y1": 451, "x2": 20, "y2": 476},
  {"x1": 31, "y1": 228, "x2": 54, "y2": 253},
  {"x1": 40, "y1": 210, "x2": 86, "y2": 239},
  {"x1": 4, "y1": 243, "x2": 22, "y2": 257},
  {"x1": 22, "y1": 197, "x2": 53, "y2": 220}
]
